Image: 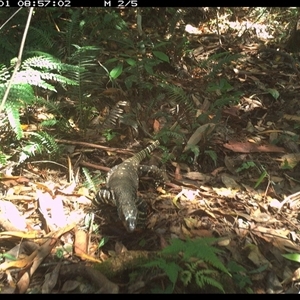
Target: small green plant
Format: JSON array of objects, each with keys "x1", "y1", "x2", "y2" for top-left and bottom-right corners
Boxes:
[
  {"x1": 142, "y1": 237, "x2": 230, "y2": 293},
  {"x1": 18, "y1": 131, "x2": 61, "y2": 164},
  {"x1": 207, "y1": 78, "x2": 243, "y2": 109},
  {"x1": 200, "y1": 51, "x2": 242, "y2": 78},
  {"x1": 102, "y1": 129, "x2": 118, "y2": 141},
  {"x1": 98, "y1": 236, "x2": 109, "y2": 249},
  {"x1": 236, "y1": 161, "x2": 257, "y2": 173},
  {"x1": 236, "y1": 161, "x2": 269, "y2": 189},
  {"x1": 227, "y1": 261, "x2": 253, "y2": 293},
  {"x1": 205, "y1": 149, "x2": 218, "y2": 166}
]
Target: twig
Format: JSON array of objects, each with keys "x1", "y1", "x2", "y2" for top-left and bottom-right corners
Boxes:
[{"x1": 55, "y1": 138, "x2": 135, "y2": 156}]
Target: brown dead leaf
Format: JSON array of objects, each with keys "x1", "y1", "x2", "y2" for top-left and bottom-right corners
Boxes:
[
  {"x1": 221, "y1": 174, "x2": 241, "y2": 190},
  {"x1": 183, "y1": 171, "x2": 212, "y2": 183},
  {"x1": 37, "y1": 190, "x2": 67, "y2": 230},
  {"x1": 74, "y1": 229, "x2": 88, "y2": 257},
  {"x1": 115, "y1": 241, "x2": 127, "y2": 254},
  {"x1": 190, "y1": 229, "x2": 214, "y2": 238},
  {"x1": 61, "y1": 280, "x2": 81, "y2": 292},
  {"x1": 16, "y1": 223, "x2": 76, "y2": 293},
  {"x1": 243, "y1": 243, "x2": 272, "y2": 268},
  {"x1": 174, "y1": 163, "x2": 183, "y2": 181},
  {"x1": 283, "y1": 114, "x2": 300, "y2": 122},
  {"x1": 224, "y1": 156, "x2": 237, "y2": 174},
  {"x1": 42, "y1": 262, "x2": 61, "y2": 293},
  {"x1": 223, "y1": 140, "x2": 285, "y2": 153},
  {"x1": 0, "y1": 200, "x2": 27, "y2": 231},
  {"x1": 279, "y1": 153, "x2": 300, "y2": 169},
  {"x1": 0, "y1": 249, "x2": 38, "y2": 272},
  {"x1": 213, "y1": 187, "x2": 238, "y2": 198},
  {"x1": 184, "y1": 123, "x2": 216, "y2": 152},
  {"x1": 153, "y1": 119, "x2": 160, "y2": 133}
]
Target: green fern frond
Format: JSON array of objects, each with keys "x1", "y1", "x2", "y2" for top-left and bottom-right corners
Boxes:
[
  {"x1": 0, "y1": 65, "x2": 10, "y2": 83},
  {"x1": 162, "y1": 84, "x2": 197, "y2": 129},
  {"x1": 14, "y1": 70, "x2": 56, "y2": 91},
  {"x1": 201, "y1": 51, "x2": 242, "y2": 78},
  {"x1": 66, "y1": 45, "x2": 102, "y2": 129},
  {"x1": 27, "y1": 27, "x2": 54, "y2": 49},
  {"x1": 22, "y1": 55, "x2": 60, "y2": 70},
  {"x1": 162, "y1": 238, "x2": 230, "y2": 275},
  {"x1": 180, "y1": 270, "x2": 192, "y2": 287},
  {"x1": 0, "y1": 150, "x2": 10, "y2": 166},
  {"x1": 4, "y1": 102, "x2": 23, "y2": 140},
  {"x1": 156, "y1": 128, "x2": 185, "y2": 144},
  {"x1": 82, "y1": 167, "x2": 97, "y2": 192},
  {"x1": 195, "y1": 269, "x2": 225, "y2": 293},
  {"x1": 26, "y1": 51, "x2": 80, "y2": 73},
  {"x1": 0, "y1": 83, "x2": 36, "y2": 105},
  {"x1": 164, "y1": 84, "x2": 189, "y2": 104},
  {"x1": 41, "y1": 72, "x2": 77, "y2": 86},
  {"x1": 18, "y1": 131, "x2": 60, "y2": 164},
  {"x1": 66, "y1": 10, "x2": 81, "y2": 56},
  {"x1": 100, "y1": 101, "x2": 129, "y2": 132},
  {"x1": 143, "y1": 257, "x2": 182, "y2": 290},
  {"x1": 15, "y1": 55, "x2": 79, "y2": 90},
  {"x1": 40, "y1": 119, "x2": 58, "y2": 127}
]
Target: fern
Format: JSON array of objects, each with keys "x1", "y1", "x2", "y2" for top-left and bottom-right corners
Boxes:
[
  {"x1": 162, "y1": 84, "x2": 197, "y2": 130},
  {"x1": 16, "y1": 54, "x2": 78, "y2": 90},
  {"x1": 67, "y1": 45, "x2": 102, "y2": 129},
  {"x1": 156, "y1": 128, "x2": 185, "y2": 145},
  {"x1": 0, "y1": 150, "x2": 10, "y2": 166},
  {"x1": 143, "y1": 257, "x2": 182, "y2": 290},
  {"x1": 27, "y1": 27, "x2": 54, "y2": 50},
  {"x1": 0, "y1": 52, "x2": 80, "y2": 138},
  {"x1": 18, "y1": 131, "x2": 60, "y2": 164},
  {"x1": 195, "y1": 269, "x2": 225, "y2": 293},
  {"x1": 82, "y1": 167, "x2": 97, "y2": 192},
  {"x1": 100, "y1": 101, "x2": 129, "y2": 132},
  {"x1": 0, "y1": 80, "x2": 36, "y2": 139},
  {"x1": 65, "y1": 9, "x2": 81, "y2": 57},
  {"x1": 200, "y1": 51, "x2": 242, "y2": 78},
  {"x1": 162, "y1": 238, "x2": 229, "y2": 275},
  {"x1": 143, "y1": 237, "x2": 230, "y2": 293},
  {"x1": 0, "y1": 65, "x2": 10, "y2": 83},
  {"x1": 35, "y1": 97, "x2": 74, "y2": 133},
  {"x1": 4, "y1": 102, "x2": 23, "y2": 140},
  {"x1": 0, "y1": 82, "x2": 36, "y2": 104}
]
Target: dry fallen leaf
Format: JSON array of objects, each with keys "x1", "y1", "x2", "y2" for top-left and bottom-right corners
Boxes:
[
  {"x1": 184, "y1": 123, "x2": 216, "y2": 152},
  {"x1": 223, "y1": 141, "x2": 285, "y2": 153}
]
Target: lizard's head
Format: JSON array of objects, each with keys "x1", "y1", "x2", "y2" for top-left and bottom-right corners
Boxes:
[{"x1": 118, "y1": 203, "x2": 138, "y2": 232}]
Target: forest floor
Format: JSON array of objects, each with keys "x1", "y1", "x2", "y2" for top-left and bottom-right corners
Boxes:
[{"x1": 1, "y1": 8, "x2": 300, "y2": 294}]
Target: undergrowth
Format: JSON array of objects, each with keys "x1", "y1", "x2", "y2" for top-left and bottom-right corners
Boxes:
[{"x1": 140, "y1": 237, "x2": 232, "y2": 293}]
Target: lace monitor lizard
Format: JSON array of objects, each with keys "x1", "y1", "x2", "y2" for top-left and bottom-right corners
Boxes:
[{"x1": 95, "y1": 140, "x2": 165, "y2": 232}]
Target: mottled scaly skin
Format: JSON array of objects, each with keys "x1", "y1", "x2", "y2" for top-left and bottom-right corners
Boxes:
[{"x1": 95, "y1": 140, "x2": 164, "y2": 232}]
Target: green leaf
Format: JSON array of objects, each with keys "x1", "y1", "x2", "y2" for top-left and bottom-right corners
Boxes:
[
  {"x1": 110, "y1": 64, "x2": 123, "y2": 79},
  {"x1": 164, "y1": 261, "x2": 181, "y2": 288},
  {"x1": 266, "y1": 88, "x2": 279, "y2": 100},
  {"x1": 153, "y1": 51, "x2": 170, "y2": 63},
  {"x1": 144, "y1": 63, "x2": 154, "y2": 75},
  {"x1": 205, "y1": 150, "x2": 217, "y2": 166},
  {"x1": 282, "y1": 253, "x2": 300, "y2": 263},
  {"x1": 125, "y1": 58, "x2": 136, "y2": 66},
  {"x1": 2, "y1": 253, "x2": 17, "y2": 260},
  {"x1": 254, "y1": 169, "x2": 267, "y2": 189},
  {"x1": 98, "y1": 236, "x2": 109, "y2": 248}
]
